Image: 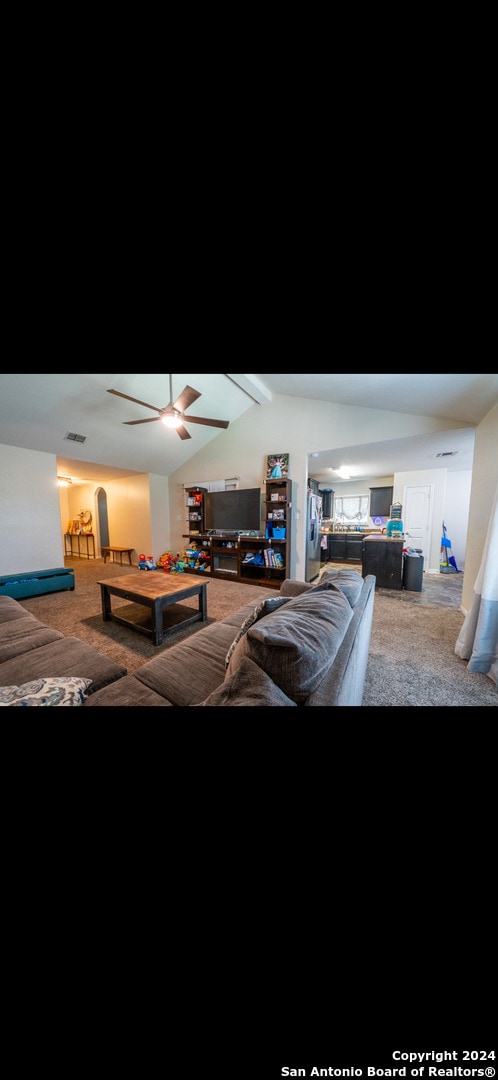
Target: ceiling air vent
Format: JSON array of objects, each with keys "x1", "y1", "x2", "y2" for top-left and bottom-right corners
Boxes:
[
  {"x1": 433, "y1": 451, "x2": 459, "y2": 458},
  {"x1": 64, "y1": 431, "x2": 87, "y2": 443}
]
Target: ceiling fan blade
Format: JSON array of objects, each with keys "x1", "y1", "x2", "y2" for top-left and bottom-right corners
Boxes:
[
  {"x1": 173, "y1": 385, "x2": 202, "y2": 413},
  {"x1": 123, "y1": 416, "x2": 162, "y2": 425},
  {"x1": 108, "y1": 381, "x2": 228, "y2": 435},
  {"x1": 182, "y1": 414, "x2": 229, "y2": 429},
  {"x1": 107, "y1": 388, "x2": 165, "y2": 415}
]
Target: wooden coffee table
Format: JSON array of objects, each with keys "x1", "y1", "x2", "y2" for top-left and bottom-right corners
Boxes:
[{"x1": 98, "y1": 571, "x2": 208, "y2": 646}]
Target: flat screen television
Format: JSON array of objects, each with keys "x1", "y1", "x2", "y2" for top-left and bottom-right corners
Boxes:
[{"x1": 205, "y1": 487, "x2": 262, "y2": 534}]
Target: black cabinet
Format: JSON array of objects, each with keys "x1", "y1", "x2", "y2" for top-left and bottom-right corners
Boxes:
[
  {"x1": 325, "y1": 534, "x2": 362, "y2": 561},
  {"x1": 362, "y1": 537, "x2": 403, "y2": 589},
  {"x1": 328, "y1": 535, "x2": 347, "y2": 560},
  {"x1": 369, "y1": 486, "x2": 393, "y2": 518},
  {"x1": 346, "y1": 535, "x2": 363, "y2": 562},
  {"x1": 321, "y1": 489, "x2": 334, "y2": 518}
]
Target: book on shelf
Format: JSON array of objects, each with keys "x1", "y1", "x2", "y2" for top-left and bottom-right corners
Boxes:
[{"x1": 264, "y1": 547, "x2": 284, "y2": 568}]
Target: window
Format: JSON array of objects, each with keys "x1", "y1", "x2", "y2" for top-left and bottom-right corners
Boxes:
[
  {"x1": 191, "y1": 478, "x2": 239, "y2": 492},
  {"x1": 334, "y1": 495, "x2": 369, "y2": 526}
]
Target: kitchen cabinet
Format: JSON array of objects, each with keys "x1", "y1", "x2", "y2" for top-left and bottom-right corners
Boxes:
[
  {"x1": 346, "y1": 535, "x2": 363, "y2": 562},
  {"x1": 369, "y1": 486, "x2": 393, "y2": 518},
  {"x1": 327, "y1": 535, "x2": 347, "y2": 560},
  {"x1": 323, "y1": 534, "x2": 365, "y2": 562},
  {"x1": 362, "y1": 536, "x2": 403, "y2": 589},
  {"x1": 320, "y1": 489, "x2": 334, "y2": 518}
]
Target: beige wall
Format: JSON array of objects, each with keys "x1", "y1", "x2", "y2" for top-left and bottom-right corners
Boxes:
[
  {"x1": 0, "y1": 446, "x2": 64, "y2": 574},
  {"x1": 0, "y1": 448, "x2": 168, "y2": 575}
]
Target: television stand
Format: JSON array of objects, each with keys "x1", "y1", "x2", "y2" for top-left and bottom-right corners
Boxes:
[{"x1": 180, "y1": 478, "x2": 292, "y2": 588}]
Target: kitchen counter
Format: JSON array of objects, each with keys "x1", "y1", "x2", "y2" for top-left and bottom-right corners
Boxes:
[
  {"x1": 320, "y1": 528, "x2": 381, "y2": 536},
  {"x1": 322, "y1": 529, "x2": 401, "y2": 565},
  {"x1": 363, "y1": 535, "x2": 404, "y2": 543}
]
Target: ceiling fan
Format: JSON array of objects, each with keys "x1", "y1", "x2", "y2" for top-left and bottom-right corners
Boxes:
[{"x1": 107, "y1": 375, "x2": 229, "y2": 441}]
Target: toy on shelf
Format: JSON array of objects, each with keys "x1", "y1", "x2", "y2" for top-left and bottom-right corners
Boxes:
[{"x1": 194, "y1": 550, "x2": 210, "y2": 571}]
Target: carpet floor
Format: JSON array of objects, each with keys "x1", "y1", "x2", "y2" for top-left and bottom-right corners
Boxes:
[{"x1": 17, "y1": 557, "x2": 496, "y2": 707}]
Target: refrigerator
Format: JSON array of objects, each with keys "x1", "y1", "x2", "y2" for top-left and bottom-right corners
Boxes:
[{"x1": 305, "y1": 492, "x2": 322, "y2": 582}]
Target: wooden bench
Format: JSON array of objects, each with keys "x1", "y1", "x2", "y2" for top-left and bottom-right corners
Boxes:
[{"x1": 102, "y1": 546, "x2": 134, "y2": 565}]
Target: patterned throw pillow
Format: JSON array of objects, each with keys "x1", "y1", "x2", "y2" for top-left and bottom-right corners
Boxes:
[
  {"x1": 0, "y1": 677, "x2": 92, "y2": 707},
  {"x1": 225, "y1": 596, "x2": 292, "y2": 668}
]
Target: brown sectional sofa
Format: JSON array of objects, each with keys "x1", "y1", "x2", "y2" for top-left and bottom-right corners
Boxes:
[
  {"x1": 0, "y1": 568, "x2": 376, "y2": 707},
  {"x1": 0, "y1": 594, "x2": 126, "y2": 698},
  {"x1": 84, "y1": 568, "x2": 376, "y2": 707}
]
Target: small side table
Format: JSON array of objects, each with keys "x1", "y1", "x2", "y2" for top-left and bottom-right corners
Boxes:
[
  {"x1": 64, "y1": 533, "x2": 96, "y2": 559},
  {"x1": 101, "y1": 546, "x2": 134, "y2": 565}
]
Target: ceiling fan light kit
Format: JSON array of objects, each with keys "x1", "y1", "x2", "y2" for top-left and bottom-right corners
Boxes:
[
  {"x1": 161, "y1": 412, "x2": 181, "y2": 429},
  {"x1": 107, "y1": 375, "x2": 229, "y2": 440}
]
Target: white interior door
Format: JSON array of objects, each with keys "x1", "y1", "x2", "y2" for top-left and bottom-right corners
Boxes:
[{"x1": 403, "y1": 484, "x2": 433, "y2": 563}]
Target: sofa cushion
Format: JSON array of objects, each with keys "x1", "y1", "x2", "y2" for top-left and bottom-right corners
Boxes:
[
  {"x1": 83, "y1": 674, "x2": 171, "y2": 707},
  {"x1": 133, "y1": 621, "x2": 242, "y2": 706},
  {"x1": 0, "y1": 637, "x2": 126, "y2": 695},
  {"x1": 227, "y1": 581, "x2": 353, "y2": 704},
  {"x1": 0, "y1": 597, "x2": 42, "y2": 623},
  {"x1": 0, "y1": 676, "x2": 92, "y2": 707},
  {"x1": 318, "y1": 567, "x2": 363, "y2": 607},
  {"x1": 225, "y1": 595, "x2": 292, "y2": 668},
  {"x1": 0, "y1": 620, "x2": 63, "y2": 663},
  {"x1": 280, "y1": 570, "x2": 363, "y2": 608},
  {"x1": 194, "y1": 655, "x2": 297, "y2": 707}
]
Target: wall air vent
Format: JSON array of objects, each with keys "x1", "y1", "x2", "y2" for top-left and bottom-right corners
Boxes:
[
  {"x1": 64, "y1": 431, "x2": 87, "y2": 443},
  {"x1": 433, "y1": 451, "x2": 459, "y2": 458}
]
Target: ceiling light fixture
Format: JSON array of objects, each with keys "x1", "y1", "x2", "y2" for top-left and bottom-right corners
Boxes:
[
  {"x1": 336, "y1": 467, "x2": 351, "y2": 480},
  {"x1": 57, "y1": 476, "x2": 72, "y2": 487},
  {"x1": 161, "y1": 412, "x2": 182, "y2": 429}
]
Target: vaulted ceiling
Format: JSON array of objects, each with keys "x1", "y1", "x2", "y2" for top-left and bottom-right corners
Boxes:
[{"x1": 1, "y1": 373, "x2": 496, "y2": 485}]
